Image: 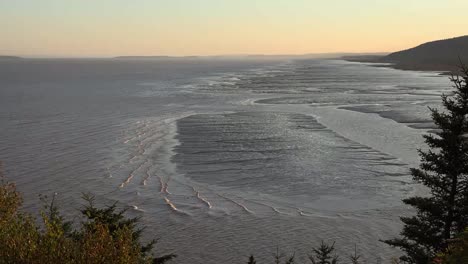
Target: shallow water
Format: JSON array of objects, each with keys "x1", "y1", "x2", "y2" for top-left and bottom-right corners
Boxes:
[{"x1": 0, "y1": 58, "x2": 451, "y2": 263}]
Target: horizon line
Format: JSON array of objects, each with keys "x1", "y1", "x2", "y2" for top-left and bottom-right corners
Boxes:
[{"x1": 1, "y1": 51, "x2": 389, "y2": 60}]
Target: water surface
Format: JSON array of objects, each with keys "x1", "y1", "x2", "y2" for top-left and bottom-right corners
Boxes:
[{"x1": 0, "y1": 58, "x2": 451, "y2": 263}]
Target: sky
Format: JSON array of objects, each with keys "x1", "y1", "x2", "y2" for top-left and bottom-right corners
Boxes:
[{"x1": 1, "y1": 0, "x2": 468, "y2": 57}]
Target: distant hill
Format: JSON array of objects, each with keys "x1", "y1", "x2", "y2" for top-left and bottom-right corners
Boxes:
[
  {"x1": 114, "y1": 56, "x2": 199, "y2": 60},
  {"x1": 381, "y1": 36, "x2": 468, "y2": 72},
  {"x1": 0, "y1": 56, "x2": 21, "y2": 60},
  {"x1": 115, "y1": 53, "x2": 387, "y2": 61},
  {"x1": 342, "y1": 36, "x2": 468, "y2": 73}
]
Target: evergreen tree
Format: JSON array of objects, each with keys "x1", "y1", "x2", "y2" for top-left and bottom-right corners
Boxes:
[
  {"x1": 349, "y1": 245, "x2": 361, "y2": 264},
  {"x1": 384, "y1": 64, "x2": 468, "y2": 263},
  {"x1": 274, "y1": 247, "x2": 286, "y2": 264},
  {"x1": 79, "y1": 193, "x2": 176, "y2": 263},
  {"x1": 247, "y1": 253, "x2": 295, "y2": 264},
  {"x1": 247, "y1": 255, "x2": 257, "y2": 264},
  {"x1": 0, "y1": 181, "x2": 176, "y2": 263},
  {"x1": 284, "y1": 253, "x2": 296, "y2": 264},
  {"x1": 308, "y1": 241, "x2": 339, "y2": 264}
]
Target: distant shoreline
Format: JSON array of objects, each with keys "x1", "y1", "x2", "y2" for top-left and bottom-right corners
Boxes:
[
  {"x1": 342, "y1": 55, "x2": 456, "y2": 75},
  {"x1": 0, "y1": 54, "x2": 460, "y2": 76},
  {"x1": 342, "y1": 36, "x2": 468, "y2": 76},
  {"x1": 0, "y1": 56, "x2": 22, "y2": 60},
  {"x1": 114, "y1": 55, "x2": 199, "y2": 60}
]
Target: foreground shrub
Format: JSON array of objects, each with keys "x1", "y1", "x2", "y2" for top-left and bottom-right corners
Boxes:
[
  {"x1": 436, "y1": 228, "x2": 468, "y2": 264},
  {"x1": 0, "y1": 179, "x2": 175, "y2": 264}
]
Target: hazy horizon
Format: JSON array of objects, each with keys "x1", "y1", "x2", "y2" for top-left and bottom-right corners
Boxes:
[
  {"x1": 2, "y1": 0, "x2": 468, "y2": 57},
  {"x1": 1, "y1": 51, "x2": 389, "y2": 59}
]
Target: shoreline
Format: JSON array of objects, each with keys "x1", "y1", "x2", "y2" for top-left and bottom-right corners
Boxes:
[{"x1": 341, "y1": 55, "x2": 457, "y2": 76}]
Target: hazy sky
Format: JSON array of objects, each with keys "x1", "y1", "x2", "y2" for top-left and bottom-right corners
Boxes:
[{"x1": 1, "y1": 0, "x2": 467, "y2": 57}]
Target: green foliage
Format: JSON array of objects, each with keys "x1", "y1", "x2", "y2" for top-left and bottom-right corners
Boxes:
[
  {"x1": 384, "y1": 64, "x2": 468, "y2": 264},
  {"x1": 0, "y1": 179, "x2": 175, "y2": 264},
  {"x1": 309, "y1": 241, "x2": 339, "y2": 264},
  {"x1": 436, "y1": 228, "x2": 468, "y2": 264},
  {"x1": 0, "y1": 179, "x2": 21, "y2": 220},
  {"x1": 78, "y1": 193, "x2": 176, "y2": 264},
  {"x1": 80, "y1": 194, "x2": 151, "y2": 254}
]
